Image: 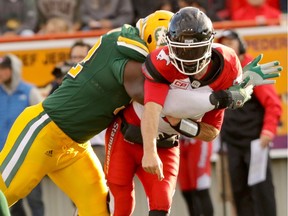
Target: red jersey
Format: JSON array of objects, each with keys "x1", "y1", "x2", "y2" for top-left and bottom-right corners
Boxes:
[{"x1": 140, "y1": 43, "x2": 242, "y2": 130}]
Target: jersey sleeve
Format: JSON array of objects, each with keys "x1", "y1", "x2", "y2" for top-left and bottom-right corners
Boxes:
[
  {"x1": 254, "y1": 84, "x2": 282, "y2": 138},
  {"x1": 144, "y1": 79, "x2": 169, "y2": 106},
  {"x1": 116, "y1": 24, "x2": 148, "y2": 62},
  {"x1": 201, "y1": 109, "x2": 225, "y2": 130},
  {"x1": 209, "y1": 45, "x2": 243, "y2": 91}
]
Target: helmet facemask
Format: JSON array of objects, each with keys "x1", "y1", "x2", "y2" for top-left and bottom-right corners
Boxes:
[
  {"x1": 166, "y1": 7, "x2": 215, "y2": 76},
  {"x1": 167, "y1": 32, "x2": 214, "y2": 76}
]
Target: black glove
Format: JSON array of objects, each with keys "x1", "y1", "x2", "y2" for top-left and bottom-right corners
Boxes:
[{"x1": 210, "y1": 77, "x2": 253, "y2": 109}]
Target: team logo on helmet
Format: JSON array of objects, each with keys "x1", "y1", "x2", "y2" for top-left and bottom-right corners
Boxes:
[{"x1": 155, "y1": 27, "x2": 168, "y2": 48}]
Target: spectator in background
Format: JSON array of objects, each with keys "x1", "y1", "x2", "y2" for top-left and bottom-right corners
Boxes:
[
  {"x1": 178, "y1": 0, "x2": 225, "y2": 21},
  {"x1": 217, "y1": 29, "x2": 252, "y2": 64},
  {"x1": 178, "y1": 136, "x2": 213, "y2": 216},
  {"x1": 68, "y1": 40, "x2": 92, "y2": 65},
  {"x1": 49, "y1": 61, "x2": 74, "y2": 94},
  {"x1": 36, "y1": 0, "x2": 82, "y2": 33},
  {"x1": 231, "y1": 0, "x2": 281, "y2": 23},
  {"x1": 218, "y1": 29, "x2": 281, "y2": 216},
  {"x1": 38, "y1": 17, "x2": 72, "y2": 34},
  {"x1": 0, "y1": 54, "x2": 44, "y2": 216},
  {"x1": 80, "y1": 0, "x2": 134, "y2": 30},
  {"x1": 49, "y1": 40, "x2": 91, "y2": 95},
  {"x1": 131, "y1": 0, "x2": 179, "y2": 25},
  {"x1": 0, "y1": 0, "x2": 37, "y2": 36},
  {"x1": 159, "y1": 0, "x2": 179, "y2": 12}
]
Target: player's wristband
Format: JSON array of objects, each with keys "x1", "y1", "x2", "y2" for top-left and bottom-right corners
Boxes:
[
  {"x1": 209, "y1": 90, "x2": 232, "y2": 109},
  {"x1": 172, "y1": 119, "x2": 200, "y2": 137}
]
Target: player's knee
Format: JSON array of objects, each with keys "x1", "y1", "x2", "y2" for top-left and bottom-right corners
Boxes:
[
  {"x1": 149, "y1": 210, "x2": 169, "y2": 216},
  {"x1": 108, "y1": 181, "x2": 134, "y2": 198}
]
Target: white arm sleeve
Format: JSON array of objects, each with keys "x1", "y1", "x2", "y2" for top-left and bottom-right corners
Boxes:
[{"x1": 162, "y1": 88, "x2": 215, "y2": 119}]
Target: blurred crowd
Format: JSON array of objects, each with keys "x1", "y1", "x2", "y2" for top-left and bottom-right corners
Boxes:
[{"x1": 0, "y1": 0, "x2": 286, "y2": 37}]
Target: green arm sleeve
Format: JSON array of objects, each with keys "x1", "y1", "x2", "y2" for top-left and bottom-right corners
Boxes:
[{"x1": 0, "y1": 190, "x2": 10, "y2": 216}]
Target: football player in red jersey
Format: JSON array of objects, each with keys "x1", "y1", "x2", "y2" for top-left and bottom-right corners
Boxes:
[
  {"x1": 105, "y1": 7, "x2": 282, "y2": 216},
  {"x1": 140, "y1": 7, "x2": 281, "y2": 183},
  {"x1": 140, "y1": 7, "x2": 243, "y2": 182}
]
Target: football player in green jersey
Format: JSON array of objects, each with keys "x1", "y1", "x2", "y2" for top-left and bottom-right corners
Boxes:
[{"x1": 0, "y1": 10, "x2": 174, "y2": 216}]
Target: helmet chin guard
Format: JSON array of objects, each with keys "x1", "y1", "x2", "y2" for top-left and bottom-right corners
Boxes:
[{"x1": 166, "y1": 7, "x2": 215, "y2": 75}]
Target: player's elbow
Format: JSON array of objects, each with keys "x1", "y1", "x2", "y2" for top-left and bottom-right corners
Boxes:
[
  {"x1": 197, "y1": 123, "x2": 219, "y2": 142},
  {"x1": 203, "y1": 131, "x2": 219, "y2": 142}
]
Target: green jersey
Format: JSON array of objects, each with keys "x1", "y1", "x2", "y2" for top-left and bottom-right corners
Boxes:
[{"x1": 43, "y1": 25, "x2": 148, "y2": 143}]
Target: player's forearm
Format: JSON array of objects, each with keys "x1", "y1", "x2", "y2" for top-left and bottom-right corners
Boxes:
[
  {"x1": 169, "y1": 118, "x2": 218, "y2": 142},
  {"x1": 141, "y1": 102, "x2": 162, "y2": 153},
  {"x1": 196, "y1": 122, "x2": 219, "y2": 142}
]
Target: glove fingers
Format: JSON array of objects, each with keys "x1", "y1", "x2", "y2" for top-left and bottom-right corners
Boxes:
[
  {"x1": 262, "y1": 67, "x2": 282, "y2": 75},
  {"x1": 243, "y1": 54, "x2": 263, "y2": 71},
  {"x1": 252, "y1": 54, "x2": 263, "y2": 65},
  {"x1": 263, "y1": 80, "x2": 276, "y2": 85},
  {"x1": 262, "y1": 67, "x2": 282, "y2": 74},
  {"x1": 264, "y1": 73, "x2": 280, "y2": 79},
  {"x1": 260, "y1": 61, "x2": 280, "y2": 69}
]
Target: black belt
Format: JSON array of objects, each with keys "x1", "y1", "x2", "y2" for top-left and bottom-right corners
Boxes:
[{"x1": 120, "y1": 114, "x2": 178, "y2": 148}]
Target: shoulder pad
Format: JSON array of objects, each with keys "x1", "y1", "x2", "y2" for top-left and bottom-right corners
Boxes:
[
  {"x1": 120, "y1": 24, "x2": 139, "y2": 37},
  {"x1": 116, "y1": 24, "x2": 149, "y2": 62}
]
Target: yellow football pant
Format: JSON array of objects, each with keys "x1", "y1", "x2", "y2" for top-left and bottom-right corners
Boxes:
[{"x1": 0, "y1": 103, "x2": 109, "y2": 216}]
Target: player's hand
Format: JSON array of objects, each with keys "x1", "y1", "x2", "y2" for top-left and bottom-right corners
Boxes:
[
  {"x1": 227, "y1": 77, "x2": 254, "y2": 109},
  {"x1": 260, "y1": 134, "x2": 272, "y2": 148},
  {"x1": 142, "y1": 152, "x2": 164, "y2": 181},
  {"x1": 243, "y1": 54, "x2": 282, "y2": 86}
]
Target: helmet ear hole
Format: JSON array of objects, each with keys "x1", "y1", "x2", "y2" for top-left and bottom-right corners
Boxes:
[{"x1": 147, "y1": 35, "x2": 152, "y2": 44}]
